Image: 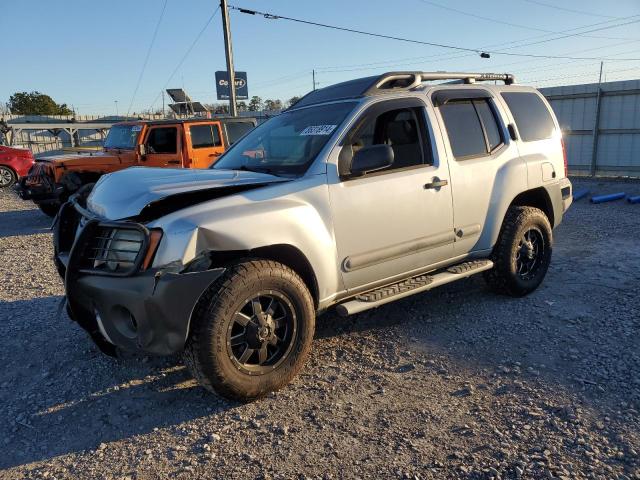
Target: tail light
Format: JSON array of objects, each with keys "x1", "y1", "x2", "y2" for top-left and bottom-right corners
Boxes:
[{"x1": 561, "y1": 138, "x2": 568, "y2": 177}]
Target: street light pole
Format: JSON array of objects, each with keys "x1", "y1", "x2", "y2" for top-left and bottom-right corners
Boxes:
[{"x1": 220, "y1": 0, "x2": 238, "y2": 116}]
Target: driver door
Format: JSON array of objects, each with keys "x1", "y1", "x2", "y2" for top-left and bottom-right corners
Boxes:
[
  {"x1": 329, "y1": 98, "x2": 455, "y2": 291},
  {"x1": 142, "y1": 126, "x2": 182, "y2": 167}
]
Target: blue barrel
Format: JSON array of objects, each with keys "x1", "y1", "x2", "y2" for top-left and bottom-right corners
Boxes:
[
  {"x1": 590, "y1": 192, "x2": 626, "y2": 204},
  {"x1": 572, "y1": 188, "x2": 590, "y2": 201},
  {"x1": 627, "y1": 195, "x2": 640, "y2": 204}
]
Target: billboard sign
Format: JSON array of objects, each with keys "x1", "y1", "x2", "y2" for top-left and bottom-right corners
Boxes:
[{"x1": 215, "y1": 71, "x2": 248, "y2": 100}]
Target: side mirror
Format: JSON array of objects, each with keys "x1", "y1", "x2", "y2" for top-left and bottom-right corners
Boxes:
[
  {"x1": 137, "y1": 144, "x2": 146, "y2": 157},
  {"x1": 350, "y1": 144, "x2": 394, "y2": 176}
]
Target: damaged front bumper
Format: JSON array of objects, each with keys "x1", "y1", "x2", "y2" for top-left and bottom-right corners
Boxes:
[
  {"x1": 55, "y1": 197, "x2": 225, "y2": 356},
  {"x1": 17, "y1": 174, "x2": 63, "y2": 204}
]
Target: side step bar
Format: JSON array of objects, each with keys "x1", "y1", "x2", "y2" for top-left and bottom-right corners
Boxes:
[{"x1": 336, "y1": 259, "x2": 493, "y2": 316}]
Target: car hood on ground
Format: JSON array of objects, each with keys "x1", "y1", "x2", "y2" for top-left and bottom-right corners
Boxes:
[{"x1": 86, "y1": 167, "x2": 290, "y2": 220}]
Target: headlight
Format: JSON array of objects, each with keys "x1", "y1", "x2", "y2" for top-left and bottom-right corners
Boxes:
[{"x1": 91, "y1": 227, "x2": 144, "y2": 272}]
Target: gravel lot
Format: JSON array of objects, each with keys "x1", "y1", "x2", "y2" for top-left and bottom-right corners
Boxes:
[{"x1": 1, "y1": 177, "x2": 639, "y2": 480}]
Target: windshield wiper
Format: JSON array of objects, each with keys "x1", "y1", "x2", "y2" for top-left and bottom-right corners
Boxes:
[{"x1": 236, "y1": 165, "x2": 278, "y2": 175}]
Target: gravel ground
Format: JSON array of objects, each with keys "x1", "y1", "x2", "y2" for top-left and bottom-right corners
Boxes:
[{"x1": 1, "y1": 177, "x2": 639, "y2": 480}]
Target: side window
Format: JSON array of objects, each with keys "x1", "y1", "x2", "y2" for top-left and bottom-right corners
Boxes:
[
  {"x1": 146, "y1": 127, "x2": 177, "y2": 154},
  {"x1": 225, "y1": 122, "x2": 254, "y2": 144},
  {"x1": 190, "y1": 125, "x2": 214, "y2": 148},
  {"x1": 190, "y1": 124, "x2": 222, "y2": 149},
  {"x1": 341, "y1": 106, "x2": 431, "y2": 176},
  {"x1": 501, "y1": 92, "x2": 555, "y2": 142},
  {"x1": 439, "y1": 99, "x2": 503, "y2": 159}
]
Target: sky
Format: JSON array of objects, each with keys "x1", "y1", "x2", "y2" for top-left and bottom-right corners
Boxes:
[{"x1": 2, "y1": 0, "x2": 640, "y2": 115}]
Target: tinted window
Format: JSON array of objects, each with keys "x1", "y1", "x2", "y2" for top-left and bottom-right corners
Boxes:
[
  {"x1": 475, "y1": 100, "x2": 502, "y2": 151},
  {"x1": 440, "y1": 101, "x2": 486, "y2": 158},
  {"x1": 191, "y1": 125, "x2": 215, "y2": 148},
  {"x1": 501, "y1": 92, "x2": 555, "y2": 142},
  {"x1": 344, "y1": 107, "x2": 428, "y2": 173},
  {"x1": 225, "y1": 122, "x2": 254, "y2": 144},
  {"x1": 146, "y1": 127, "x2": 177, "y2": 154}
]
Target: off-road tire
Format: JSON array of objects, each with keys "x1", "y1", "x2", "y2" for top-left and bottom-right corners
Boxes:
[
  {"x1": 38, "y1": 203, "x2": 60, "y2": 217},
  {"x1": 0, "y1": 166, "x2": 16, "y2": 188},
  {"x1": 183, "y1": 259, "x2": 315, "y2": 401},
  {"x1": 484, "y1": 206, "x2": 552, "y2": 297}
]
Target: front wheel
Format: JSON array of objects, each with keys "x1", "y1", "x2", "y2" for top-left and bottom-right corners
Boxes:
[
  {"x1": 0, "y1": 166, "x2": 16, "y2": 188},
  {"x1": 183, "y1": 259, "x2": 315, "y2": 401},
  {"x1": 484, "y1": 206, "x2": 552, "y2": 297}
]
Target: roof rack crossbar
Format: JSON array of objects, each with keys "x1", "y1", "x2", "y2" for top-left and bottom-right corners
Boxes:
[{"x1": 365, "y1": 71, "x2": 515, "y2": 95}]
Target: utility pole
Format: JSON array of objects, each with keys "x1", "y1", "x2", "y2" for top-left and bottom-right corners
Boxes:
[
  {"x1": 312, "y1": 69, "x2": 317, "y2": 91},
  {"x1": 162, "y1": 90, "x2": 165, "y2": 117},
  {"x1": 115, "y1": 100, "x2": 119, "y2": 118},
  {"x1": 220, "y1": 0, "x2": 238, "y2": 116},
  {"x1": 590, "y1": 61, "x2": 604, "y2": 177}
]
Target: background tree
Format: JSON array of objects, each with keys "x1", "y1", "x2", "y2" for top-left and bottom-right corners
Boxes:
[
  {"x1": 264, "y1": 99, "x2": 283, "y2": 111},
  {"x1": 237, "y1": 101, "x2": 248, "y2": 112},
  {"x1": 287, "y1": 96, "x2": 302, "y2": 108},
  {"x1": 248, "y1": 96, "x2": 263, "y2": 112},
  {"x1": 8, "y1": 91, "x2": 73, "y2": 115}
]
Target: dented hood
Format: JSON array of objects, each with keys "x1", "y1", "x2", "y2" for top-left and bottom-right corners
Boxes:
[{"x1": 87, "y1": 167, "x2": 289, "y2": 219}]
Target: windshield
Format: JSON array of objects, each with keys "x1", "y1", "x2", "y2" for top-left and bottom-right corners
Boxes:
[
  {"x1": 104, "y1": 124, "x2": 142, "y2": 150},
  {"x1": 213, "y1": 102, "x2": 356, "y2": 175}
]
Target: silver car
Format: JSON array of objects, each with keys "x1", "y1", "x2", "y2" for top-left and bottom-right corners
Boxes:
[{"x1": 54, "y1": 71, "x2": 572, "y2": 400}]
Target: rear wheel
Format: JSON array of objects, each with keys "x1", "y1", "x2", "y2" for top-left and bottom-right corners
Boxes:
[
  {"x1": 38, "y1": 203, "x2": 60, "y2": 217},
  {"x1": 0, "y1": 166, "x2": 16, "y2": 188},
  {"x1": 484, "y1": 206, "x2": 552, "y2": 297},
  {"x1": 183, "y1": 259, "x2": 315, "y2": 401}
]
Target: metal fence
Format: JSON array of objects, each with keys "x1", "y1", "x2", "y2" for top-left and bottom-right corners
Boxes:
[{"x1": 540, "y1": 79, "x2": 640, "y2": 177}]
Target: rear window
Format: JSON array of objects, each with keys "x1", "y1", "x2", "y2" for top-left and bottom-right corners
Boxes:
[
  {"x1": 225, "y1": 122, "x2": 254, "y2": 145},
  {"x1": 439, "y1": 99, "x2": 503, "y2": 159},
  {"x1": 501, "y1": 92, "x2": 555, "y2": 142}
]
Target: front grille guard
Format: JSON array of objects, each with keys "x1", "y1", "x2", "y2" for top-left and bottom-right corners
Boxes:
[{"x1": 61, "y1": 195, "x2": 151, "y2": 277}]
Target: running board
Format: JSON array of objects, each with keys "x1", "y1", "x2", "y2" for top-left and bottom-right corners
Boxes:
[{"x1": 336, "y1": 259, "x2": 494, "y2": 316}]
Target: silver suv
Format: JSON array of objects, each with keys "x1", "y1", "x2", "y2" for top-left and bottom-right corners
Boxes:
[{"x1": 54, "y1": 71, "x2": 573, "y2": 400}]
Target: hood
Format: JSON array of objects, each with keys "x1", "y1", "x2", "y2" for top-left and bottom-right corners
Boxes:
[
  {"x1": 86, "y1": 167, "x2": 290, "y2": 220},
  {"x1": 37, "y1": 150, "x2": 120, "y2": 167}
]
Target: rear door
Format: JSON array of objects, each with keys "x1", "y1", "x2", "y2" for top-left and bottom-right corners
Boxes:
[
  {"x1": 187, "y1": 122, "x2": 225, "y2": 168},
  {"x1": 432, "y1": 88, "x2": 527, "y2": 255},
  {"x1": 142, "y1": 125, "x2": 182, "y2": 168}
]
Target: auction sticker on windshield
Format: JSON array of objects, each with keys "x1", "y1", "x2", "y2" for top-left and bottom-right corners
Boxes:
[
  {"x1": 132, "y1": 125, "x2": 143, "y2": 132},
  {"x1": 300, "y1": 125, "x2": 337, "y2": 136}
]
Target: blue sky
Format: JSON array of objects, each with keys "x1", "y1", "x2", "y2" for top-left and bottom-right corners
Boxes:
[{"x1": 2, "y1": 0, "x2": 639, "y2": 115}]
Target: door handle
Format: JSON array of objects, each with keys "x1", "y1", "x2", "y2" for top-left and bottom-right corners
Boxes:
[
  {"x1": 208, "y1": 152, "x2": 221, "y2": 157},
  {"x1": 424, "y1": 178, "x2": 448, "y2": 190}
]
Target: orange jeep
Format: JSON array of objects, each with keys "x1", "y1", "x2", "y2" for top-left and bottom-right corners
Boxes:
[{"x1": 17, "y1": 117, "x2": 256, "y2": 216}]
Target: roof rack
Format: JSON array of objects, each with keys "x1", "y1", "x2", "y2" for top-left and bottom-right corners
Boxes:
[
  {"x1": 291, "y1": 71, "x2": 516, "y2": 109},
  {"x1": 364, "y1": 71, "x2": 515, "y2": 96}
]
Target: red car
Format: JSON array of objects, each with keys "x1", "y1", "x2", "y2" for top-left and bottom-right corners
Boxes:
[{"x1": 0, "y1": 146, "x2": 35, "y2": 188}]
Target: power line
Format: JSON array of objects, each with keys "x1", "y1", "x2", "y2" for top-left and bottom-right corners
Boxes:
[
  {"x1": 523, "y1": 0, "x2": 617, "y2": 19},
  {"x1": 314, "y1": 14, "x2": 640, "y2": 73},
  {"x1": 148, "y1": 6, "x2": 221, "y2": 112},
  {"x1": 417, "y1": 0, "x2": 634, "y2": 41},
  {"x1": 126, "y1": 0, "x2": 168, "y2": 118},
  {"x1": 231, "y1": 6, "x2": 640, "y2": 62}
]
